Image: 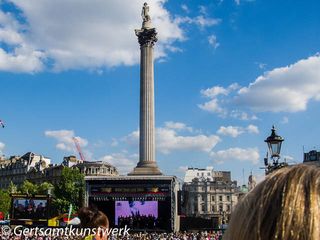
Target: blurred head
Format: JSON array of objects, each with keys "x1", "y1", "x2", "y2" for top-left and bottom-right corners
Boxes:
[
  {"x1": 78, "y1": 206, "x2": 109, "y2": 228},
  {"x1": 224, "y1": 164, "x2": 320, "y2": 240}
]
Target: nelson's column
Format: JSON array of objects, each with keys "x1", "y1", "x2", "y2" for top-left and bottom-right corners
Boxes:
[{"x1": 129, "y1": 3, "x2": 162, "y2": 175}]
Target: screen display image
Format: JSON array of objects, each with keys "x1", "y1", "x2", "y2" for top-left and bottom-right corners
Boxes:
[
  {"x1": 12, "y1": 198, "x2": 48, "y2": 220},
  {"x1": 115, "y1": 201, "x2": 158, "y2": 229}
]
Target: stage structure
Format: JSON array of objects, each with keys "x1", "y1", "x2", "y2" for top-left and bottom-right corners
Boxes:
[
  {"x1": 85, "y1": 175, "x2": 180, "y2": 232},
  {"x1": 85, "y1": 3, "x2": 180, "y2": 232}
]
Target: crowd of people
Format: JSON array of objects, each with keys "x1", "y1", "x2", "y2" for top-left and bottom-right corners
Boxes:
[
  {"x1": 108, "y1": 231, "x2": 223, "y2": 240},
  {"x1": 2, "y1": 164, "x2": 320, "y2": 239},
  {"x1": 1, "y1": 231, "x2": 223, "y2": 240},
  {"x1": 117, "y1": 214, "x2": 158, "y2": 229}
]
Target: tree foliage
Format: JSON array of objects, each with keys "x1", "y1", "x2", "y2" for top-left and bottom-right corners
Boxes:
[
  {"x1": 8, "y1": 181, "x2": 17, "y2": 194},
  {"x1": 53, "y1": 167, "x2": 85, "y2": 214},
  {"x1": 38, "y1": 182, "x2": 54, "y2": 195},
  {"x1": 0, "y1": 189, "x2": 11, "y2": 217},
  {"x1": 19, "y1": 180, "x2": 38, "y2": 195},
  {"x1": 18, "y1": 180, "x2": 53, "y2": 195}
]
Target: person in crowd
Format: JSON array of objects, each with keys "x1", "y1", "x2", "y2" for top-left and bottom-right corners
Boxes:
[
  {"x1": 78, "y1": 206, "x2": 109, "y2": 240},
  {"x1": 223, "y1": 164, "x2": 320, "y2": 240}
]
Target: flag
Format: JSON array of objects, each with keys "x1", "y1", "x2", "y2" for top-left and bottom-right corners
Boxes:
[
  {"x1": 0, "y1": 120, "x2": 4, "y2": 128},
  {"x1": 67, "y1": 204, "x2": 73, "y2": 224}
]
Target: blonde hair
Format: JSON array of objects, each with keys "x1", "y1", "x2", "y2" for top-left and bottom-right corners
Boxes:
[{"x1": 223, "y1": 164, "x2": 320, "y2": 240}]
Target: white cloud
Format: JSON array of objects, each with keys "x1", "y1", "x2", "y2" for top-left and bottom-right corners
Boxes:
[
  {"x1": 181, "y1": 4, "x2": 189, "y2": 13},
  {"x1": 200, "y1": 83, "x2": 240, "y2": 99},
  {"x1": 217, "y1": 124, "x2": 259, "y2": 137},
  {"x1": 123, "y1": 130, "x2": 139, "y2": 146},
  {"x1": 246, "y1": 124, "x2": 259, "y2": 134},
  {"x1": 236, "y1": 54, "x2": 320, "y2": 112},
  {"x1": 123, "y1": 122, "x2": 220, "y2": 154},
  {"x1": 210, "y1": 147, "x2": 260, "y2": 165},
  {"x1": 157, "y1": 127, "x2": 220, "y2": 154},
  {"x1": 208, "y1": 35, "x2": 220, "y2": 49},
  {"x1": 281, "y1": 116, "x2": 289, "y2": 124},
  {"x1": 164, "y1": 121, "x2": 192, "y2": 132},
  {"x1": 198, "y1": 83, "x2": 240, "y2": 116},
  {"x1": 200, "y1": 86, "x2": 228, "y2": 98},
  {"x1": 217, "y1": 126, "x2": 244, "y2": 138},
  {"x1": 198, "y1": 98, "x2": 227, "y2": 115},
  {"x1": 0, "y1": 141, "x2": 5, "y2": 154},
  {"x1": 198, "y1": 6, "x2": 207, "y2": 15},
  {"x1": 0, "y1": 46, "x2": 44, "y2": 72},
  {"x1": 235, "y1": 0, "x2": 255, "y2": 5},
  {"x1": 194, "y1": 15, "x2": 220, "y2": 28},
  {"x1": 178, "y1": 165, "x2": 188, "y2": 173},
  {"x1": 199, "y1": 55, "x2": 320, "y2": 118},
  {"x1": 1, "y1": 0, "x2": 185, "y2": 72},
  {"x1": 175, "y1": 15, "x2": 220, "y2": 29},
  {"x1": 257, "y1": 62, "x2": 267, "y2": 70},
  {"x1": 282, "y1": 155, "x2": 296, "y2": 164},
  {"x1": 283, "y1": 155, "x2": 293, "y2": 161},
  {"x1": 0, "y1": 27, "x2": 22, "y2": 45},
  {"x1": 99, "y1": 153, "x2": 136, "y2": 175},
  {"x1": 111, "y1": 138, "x2": 119, "y2": 147},
  {"x1": 44, "y1": 129, "x2": 88, "y2": 152},
  {"x1": 230, "y1": 110, "x2": 258, "y2": 121},
  {"x1": 0, "y1": 10, "x2": 44, "y2": 72},
  {"x1": 0, "y1": 1, "x2": 223, "y2": 72}
]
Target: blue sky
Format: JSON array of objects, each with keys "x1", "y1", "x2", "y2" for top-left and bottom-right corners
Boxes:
[{"x1": 0, "y1": 0, "x2": 319, "y2": 184}]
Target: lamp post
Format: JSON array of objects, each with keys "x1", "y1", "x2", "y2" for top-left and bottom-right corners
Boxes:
[
  {"x1": 264, "y1": 125, "x2": 287, "y2": 175},
  {"x1": 47, "y1": 187, "x2": 52, "y2": 197}
]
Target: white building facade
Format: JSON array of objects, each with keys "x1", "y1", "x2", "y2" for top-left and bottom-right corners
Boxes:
[{"x1": 183, "y1": 167, "x2": 240, "y2": 221}]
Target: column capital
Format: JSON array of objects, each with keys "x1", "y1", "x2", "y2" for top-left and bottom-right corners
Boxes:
[{"x1": 135, "y1": 28, "x2": 158, "y2": 47}]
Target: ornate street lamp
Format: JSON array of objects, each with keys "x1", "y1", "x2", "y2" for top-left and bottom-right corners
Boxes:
[
  {"x1": 264, "y1": 126, "x2": 287, "y2": 175},
  {"x1": 265, "y1": 125, "x2": 284, "y2": 162}
]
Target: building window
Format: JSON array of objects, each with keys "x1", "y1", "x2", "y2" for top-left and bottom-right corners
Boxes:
[
  {"x1": 201, "y1": 204, "x2": 205, "y2": 212},
  {"x1": 227, "y1": 195, "x2": 230, "y2": 201},
  {"x1": 219, "y1": 205, "x2": 223, "y2": 212},
  {"x1": 201, "y1": 195, "x2": 205, "y2": 201},
  {"x1": 227, "y1": 205, "x2": 231, "y2": 211},
  {"x1": 212, "y1": 195, "x2": 215, "y2": 202},
  {"x1": 219, "y1": 195, "x2": 223, "y2": 202}
]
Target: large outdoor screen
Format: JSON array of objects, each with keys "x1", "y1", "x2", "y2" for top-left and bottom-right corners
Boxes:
[
  {"x1": 12, "y1": 198, "x2": 48, "y2": 220},
  {"x1": 115, "y1": 201, "x2": 158, "y2": 225}
]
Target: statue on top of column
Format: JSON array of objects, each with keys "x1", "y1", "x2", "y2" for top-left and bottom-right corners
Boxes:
[
  {"x1": 135, "y1": 2, "x2": 157, "y2": 46},
  {"x1": 141, "y1": 2, "x2": 152, "y2": 29}
]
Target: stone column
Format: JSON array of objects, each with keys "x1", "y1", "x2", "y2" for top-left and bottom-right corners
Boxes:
[{"x1": 129, "y1": 4, "x2": 162, "y2": 175}]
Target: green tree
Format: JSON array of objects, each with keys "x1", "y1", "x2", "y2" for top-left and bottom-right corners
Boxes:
[
  {"x1": 53, "y1": 167, "x2": 85, "y2": 214},
  {"x1": 19, "y1": 180, "x2": 38, "y2": 195},
  {"x1": 38, "y1": 182, "x2": 54, "y2": 195},
  {"x1": 0, "y1": 189, "x2": 11, "y2": 217},
  {"x1": 8, "y1": 181, "x2": 17, "y2": 194}
]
